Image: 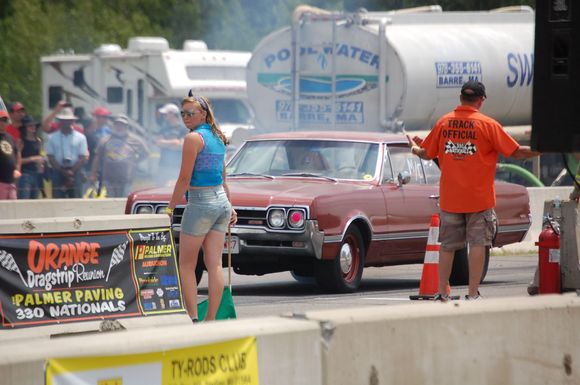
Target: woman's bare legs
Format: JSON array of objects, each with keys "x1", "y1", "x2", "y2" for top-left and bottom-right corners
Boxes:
[
  {"x1": 202, "y1": 230, "x2": 226, "y2": 320},
  {"x1": 179, "y1": 232, "x2": 204, "y2": 319}
]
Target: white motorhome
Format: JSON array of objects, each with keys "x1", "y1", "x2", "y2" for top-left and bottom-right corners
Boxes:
[
  {"x1": 246, "y1": 5, "x2": 534, "y2": 133},
  {"x1": 41, "y1": 37, "x2": 254, "y2": 144}
]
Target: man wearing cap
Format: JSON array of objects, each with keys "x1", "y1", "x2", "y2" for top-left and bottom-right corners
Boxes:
[
  {"x1": 0, "y1": 110, "x2": 22, "y2": 199},
  {"x1": 90, "y1": 114, "x2": 149, "y2": 197},
  {"x1": 6, "y1": 102, "x2": 26, "y2": 141},
  {"x1": 45, "y1": 107, "x2": 89, "y2": 198},
  {"x1": 155, "y1": 103, "x2": 188, "y2": 185},
  {"x1": 408, "y1": 80, "x2": 540, "y2": 301}
]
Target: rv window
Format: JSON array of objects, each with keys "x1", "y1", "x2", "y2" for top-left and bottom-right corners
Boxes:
[
  {"x1": 107, "y1": 87, "x2": 123, "y2": 104},
  {"x1": 48, "y1": 86, "x2": 63, "y2": 109},
  {"x1": 211, "y1": 99, "x2": 251, "y2": 124}
]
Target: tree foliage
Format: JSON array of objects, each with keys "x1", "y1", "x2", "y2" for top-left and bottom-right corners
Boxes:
[{"x1": 0, "y1": 0, "x2": 535, "y2": 118}]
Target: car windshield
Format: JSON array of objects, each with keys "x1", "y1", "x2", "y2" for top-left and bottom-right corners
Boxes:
[{"x1": 227, "y1": 139, "x2": 380, "y2": 180}]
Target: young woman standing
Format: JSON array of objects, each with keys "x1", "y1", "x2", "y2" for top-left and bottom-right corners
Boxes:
[{"x1": 166, "y1": 94, "x2": 237, "y2": 322}]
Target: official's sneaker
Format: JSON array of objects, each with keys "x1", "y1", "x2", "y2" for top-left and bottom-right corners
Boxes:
[
  {"x1": 465, "y1": 292, "x2": 482, "y2": 300},
  {"x1": 433, "y1": 293, "x2": 450, "y2": 302}
]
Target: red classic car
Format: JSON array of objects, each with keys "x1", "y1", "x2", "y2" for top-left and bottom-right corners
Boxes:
[{"x1": 126, "y1": 131, "x2": 531, "y2": 292}]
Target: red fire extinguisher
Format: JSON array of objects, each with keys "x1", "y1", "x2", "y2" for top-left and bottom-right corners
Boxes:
[{"x1": 535, "y1": 217, "x2": 561, "y2": 294}]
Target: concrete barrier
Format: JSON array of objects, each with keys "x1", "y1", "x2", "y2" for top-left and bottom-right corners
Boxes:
[
  {"x1": 1, "y1": 296, "x2": 579, "y2": 385},
  {"x1": 0, "y1": 316, "x2": 323, "y2": 385},
  {"x1": 495, "y1": 186, "x2": 573, "y2": 253},
  {"x1": 0, "y1": 213, "x2": 166, "y2": 234},
  {"x1": 0, "y1": 198, "x2": 127, "y2": 220},
  {"x1": 303, "y1": 295, "x2": 580, "y2": 385}
]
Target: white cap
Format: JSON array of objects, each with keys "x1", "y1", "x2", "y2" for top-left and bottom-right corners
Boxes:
[{"x1": 158, "y1": 103, "x2": 179, "y2": 115}]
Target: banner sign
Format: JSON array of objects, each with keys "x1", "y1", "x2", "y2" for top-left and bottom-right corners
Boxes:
[
  {"x1": 0, "y1": 228, "x2": 184, "y2": 328},
  {"x1": 46, "y1": 337, "x2": 260, "y2": 385}
]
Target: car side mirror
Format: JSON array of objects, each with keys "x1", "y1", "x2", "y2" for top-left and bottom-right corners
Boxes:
[{"x1": 397, "y1": 171, "x2": 411, "y2": 186}]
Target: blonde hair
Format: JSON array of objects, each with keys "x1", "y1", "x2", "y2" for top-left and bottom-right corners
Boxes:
[{"x1": 181, "y1": 95, "x2": 228, "y2": 145}]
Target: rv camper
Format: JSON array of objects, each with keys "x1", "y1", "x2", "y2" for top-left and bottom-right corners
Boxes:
[{"x1": 41, "y1": 37, "x2": 254, "y2": 145}]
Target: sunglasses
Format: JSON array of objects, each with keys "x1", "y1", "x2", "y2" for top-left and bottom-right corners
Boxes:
[{"x1": 180, "y1": 110, "x2": 202, "y2": 118}]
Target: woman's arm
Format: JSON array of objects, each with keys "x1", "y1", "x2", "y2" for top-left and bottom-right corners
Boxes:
[
  {"x1": 222, "y1": 161, "x2": 237, "y2": 225},
  {"x1": 168, "y1": 132, "x2": 202, "y2": 210}
]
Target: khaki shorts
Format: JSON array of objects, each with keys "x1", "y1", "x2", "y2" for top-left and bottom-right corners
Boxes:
[{"x1": 439, "y1": 209, "x2": 497, "y2": 251}]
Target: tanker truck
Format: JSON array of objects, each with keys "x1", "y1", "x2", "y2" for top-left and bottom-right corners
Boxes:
[{"x1": 246, "y1": 5, "x2": 534, "y2": 133}]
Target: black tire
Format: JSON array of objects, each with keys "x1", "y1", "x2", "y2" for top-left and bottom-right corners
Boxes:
[
  {"x1": 449, "y1": 246, "x2": 490, "y2": 285},
  {"x1": 315, "y1": 226, "x2": 365, "y2": 293}
]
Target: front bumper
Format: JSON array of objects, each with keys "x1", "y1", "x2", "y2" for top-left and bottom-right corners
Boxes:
[{"x1": 172, "y1": 220, "x2": 325, "y2": 261}]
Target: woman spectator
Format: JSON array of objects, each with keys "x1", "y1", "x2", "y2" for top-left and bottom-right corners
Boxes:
[
  {"x1": 17, "y1": 116, "x2": 44, "y2": 199},
  {"x1": 166, "y1": 94, "x2": 237, "y2": 322}
]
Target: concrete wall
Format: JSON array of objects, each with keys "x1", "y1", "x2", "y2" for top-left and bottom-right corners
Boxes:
[
  {"x1": 306, "y1": 295, "x2": 580, "y2": 385},
  {"x1": 0, "y1": 198, "x2": 127, "y2": 220},
  {"x1": 495, "y1": 186, "x2": 574, "y2": 253},
  {"x1": 0, "y1": 316, "x2": 323, "y2": 385},
  {"x1": 0, "y1": 213, "x2": 167, "y2": 234},
  {"x1": 0, "y1": 296, "x2": 578, "y2": 385}
]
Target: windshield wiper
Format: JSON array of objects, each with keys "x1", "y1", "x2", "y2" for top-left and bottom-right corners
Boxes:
[
  {"x1": 228, "y1": 172, "x2": 274, "y2": 179},
  {"x1": 282, "y1": 172, "x2": 337, "y2": 182}
]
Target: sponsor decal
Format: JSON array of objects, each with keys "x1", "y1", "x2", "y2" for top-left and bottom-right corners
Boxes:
[
  {"x1": 0, "y1": 228, "x2": 185, "y2": 328},
  {"x1": 46, "y1": 338, "x2": 260, "y2": 385}
]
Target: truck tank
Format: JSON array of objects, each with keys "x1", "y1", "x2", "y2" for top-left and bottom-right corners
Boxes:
[{"x1": 246, "y1": 6, "x2": 534, "y2": 132}]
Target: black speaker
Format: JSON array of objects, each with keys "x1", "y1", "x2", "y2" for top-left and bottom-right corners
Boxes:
[{"x1": 531, "y1": 0, "x2": 580, "y2": 152}]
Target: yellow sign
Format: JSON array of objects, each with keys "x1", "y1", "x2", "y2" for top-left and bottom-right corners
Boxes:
[{"x1": 46, "y1": 337, "x2": 259, "y2": 385}]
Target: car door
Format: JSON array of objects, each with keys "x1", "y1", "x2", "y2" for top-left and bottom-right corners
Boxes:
[{"x1": 377, "y1": 143, "x2": 440, "y2": 263}]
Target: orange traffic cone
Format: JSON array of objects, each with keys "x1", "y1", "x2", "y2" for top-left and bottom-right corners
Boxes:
[{"x1": 410, "y1": 214, "x2": 455, "y2": 300}]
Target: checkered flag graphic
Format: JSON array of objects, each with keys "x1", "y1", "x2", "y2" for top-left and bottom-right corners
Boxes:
[{"x1": 464, "y1": 141, "x2": 477, "y2": 155}]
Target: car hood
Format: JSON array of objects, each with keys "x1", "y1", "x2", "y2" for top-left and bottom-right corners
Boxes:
[{"x1": 229, "y1": 178, "x2": 372, "y2": 207}]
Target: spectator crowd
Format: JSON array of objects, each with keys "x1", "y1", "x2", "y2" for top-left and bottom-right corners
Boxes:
[{"x1": 0, "y1": 99, "x2": 161, "y2": 200}]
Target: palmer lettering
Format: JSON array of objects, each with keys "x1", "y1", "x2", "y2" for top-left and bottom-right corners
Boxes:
[{"x1": 142, "y1": 245, "x2": 172, "y2": 255}]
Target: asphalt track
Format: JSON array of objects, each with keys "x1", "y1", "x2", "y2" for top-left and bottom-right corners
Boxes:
[{"x1": 197, "y1": 254, "x2": 538, "y2": 318}]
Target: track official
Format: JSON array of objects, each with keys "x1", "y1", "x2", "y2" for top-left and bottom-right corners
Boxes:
[{"x1": 408, "y1": 80, "x2": 540, "y2": 301}]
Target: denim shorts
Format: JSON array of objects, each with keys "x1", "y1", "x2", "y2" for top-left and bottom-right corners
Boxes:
[
  {"x1": 439, "y1": 209, "x2": 497, "y2": 251},
  {"x1": 180, "y1": 186, "x2": 232, "y2": 236}
]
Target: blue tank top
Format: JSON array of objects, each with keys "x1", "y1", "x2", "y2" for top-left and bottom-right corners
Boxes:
[{"x1": 189, "y1": 124, "x2": 226, "y2": 187}]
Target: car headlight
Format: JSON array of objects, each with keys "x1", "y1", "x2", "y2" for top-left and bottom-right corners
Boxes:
[
  {"x1": 267, "y1": 209, "x2": 286, "y2": 228},
  {"x1": 135, "y1": 205, "x2": 154, "y2": 214},
  {"x1": 288, "y1": 209, "x2": 305, "y2": 228},
  {"x1": 155, "y1": 205, "x2": 168, "y2": 214}
]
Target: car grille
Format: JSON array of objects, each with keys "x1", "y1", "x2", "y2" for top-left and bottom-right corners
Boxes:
[
  {"x1": 171, "y1": 207, "x2": 268, "y2": 227},
  {"x1": 135, "y1": 204, "x2": 307, "y2": 232},
  {"x1": 173, "y1": 206, "x2": 185, "y2": 225},
  {"x1": 236, "y1": 208, "x2": 268, "y2": 227}
]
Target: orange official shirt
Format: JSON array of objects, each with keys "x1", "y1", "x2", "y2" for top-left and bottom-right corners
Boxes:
[{"x1": 421, "y1": 105, "x2": 519, "y2": 213}]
